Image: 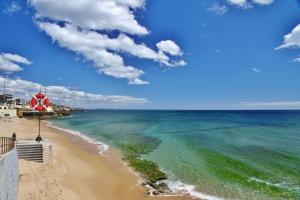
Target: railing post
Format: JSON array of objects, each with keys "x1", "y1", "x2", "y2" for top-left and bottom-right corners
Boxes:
[
  {"x1": 0, "y1": 137, "x2": 15, "y2": 156},
  {"x1": 1, "y1": 137, "x2": 2, "y2": 155}
]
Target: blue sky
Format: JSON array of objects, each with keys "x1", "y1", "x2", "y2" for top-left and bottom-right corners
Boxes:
[{"x1": 0, "y1": 0, "x2": 300, "y2": 109}]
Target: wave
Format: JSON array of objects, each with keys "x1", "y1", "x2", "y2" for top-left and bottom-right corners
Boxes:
[
  {"x1": 165, "y1": 180, "x2": 224, "y2": 200},
  {"x1": 248, "y1": 177, "x2": 300, "y2": 191},
  {"x1": 46, "y1": 121, "x2": 109, "y2": 154}
]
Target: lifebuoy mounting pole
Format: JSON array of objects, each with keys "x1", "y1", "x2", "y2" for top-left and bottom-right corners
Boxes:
[
  {"x1": 37, "y1": 111, "x2": 42, "y2": 142},
  {"x1": 30, "y1": 89, "x2": 50, "y2": 142}
]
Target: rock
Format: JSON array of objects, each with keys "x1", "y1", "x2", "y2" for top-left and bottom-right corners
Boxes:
[
  {"x1": 152, "y1": 190, "x2": 160, "y2": 195},
  {"x1": 159, "y1": 182, "x2": 170, "y2": 192},
  {"x1": 147, "y1": 181, "x2": 171, "y2": 194},
  {"x1": 149, "y1": 182, "x2": 160, "y2": 190},
  {"x1": 142, "y1": 182, "x2": 148, "y2": 186}
]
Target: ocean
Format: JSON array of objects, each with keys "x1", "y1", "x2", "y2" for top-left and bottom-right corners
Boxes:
[{"x1": 50, "y1": 110, "x2": 300, "y2": 200}]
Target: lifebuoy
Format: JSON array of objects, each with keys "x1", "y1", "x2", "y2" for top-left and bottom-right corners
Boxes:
[{"x1": 30, "y1": 92, "x2": 50, "y2": 112}]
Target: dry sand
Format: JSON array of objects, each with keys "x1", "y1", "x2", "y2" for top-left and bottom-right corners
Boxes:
[{"x1": 0, "y1": 118, "x2": 194, "y2": 200}]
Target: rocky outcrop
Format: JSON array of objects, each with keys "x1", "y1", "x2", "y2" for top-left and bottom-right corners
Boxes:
[{"x1": 145, "y1": 181, "x2": 171, "y2": 195}]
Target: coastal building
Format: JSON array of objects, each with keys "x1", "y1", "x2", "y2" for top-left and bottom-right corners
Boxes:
[
  {"x1": 0, "y1": 80, "x2": 18, "y2": 118},
  {"x1": 0, "y1": 104, "x2": 17, "y2": 118},
  {"x1": 0, "y1": 94, "x2": 14, "y2": 104}
]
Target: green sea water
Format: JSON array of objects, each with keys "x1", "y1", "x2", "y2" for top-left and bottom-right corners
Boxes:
[{"x1": 51, "y1": 110, "x2": 300, "y2": 200}]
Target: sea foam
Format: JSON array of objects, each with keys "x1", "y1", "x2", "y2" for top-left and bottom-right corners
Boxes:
[
  {"x1": 47, "y1": 122, "x2": 109, "y2": 154},
  {"x1": 248, "y1": 177, "x2": 299, "y2": 191},
  {"x1": 165, "y1": 180, "x2": 224, "y2": 200}
]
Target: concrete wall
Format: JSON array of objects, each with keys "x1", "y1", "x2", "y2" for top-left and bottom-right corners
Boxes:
[
  {"x1": 0, "y1": 107, "x2": 17, "y2": 118},
  {"x1": 0, "y1": 149, "x2": 19, "y2": 200},
  {"x1": 42, "y1": 142, "x2": 53, "y2": 164}
]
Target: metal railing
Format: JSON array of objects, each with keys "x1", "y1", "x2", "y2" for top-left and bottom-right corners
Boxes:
[{"x1": 0, "y1": 137, "x2": 15, "y2": 156}]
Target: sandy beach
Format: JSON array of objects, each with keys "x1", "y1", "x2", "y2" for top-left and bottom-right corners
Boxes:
[{"x1": 0, "y1": 118, "x2": 193, "y2": 200}]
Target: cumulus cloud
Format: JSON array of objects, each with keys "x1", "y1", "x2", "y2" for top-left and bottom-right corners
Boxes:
[
  {"x1": 38, "y1": 22, "x2": 185, "y2": 84},
  {"x1": 227, "y1": 0, "x2": 274, "y2": 8},
  {"x1": 28, "y1": 0, "x2": 148, "y2": 35},
  {"x1": 0, "y1": 76, "x2": 149, "y2": 107},
  {"x1": 38, "y1": 22, "x2": 147, "y2": 84},
  {"x1": 252, "y1": 0, "x2": 274, "y2": 5},
  {"x1": 0, "y1": 53, "x2": 32, "y2": 73},
  {"x1": 28, "y1": 0, "x2": 185, "y2": 84},
  {"x1": 3, "y1": 1, "x2": 21, "y2": 15},
  {"x1": 227, "y1": 0, "x2": 251, "y2": 8},
  {"x1": 114, "y1": 0, "x2": 145, "y2": 8},
  {"x1": 276, "y1": 24, "x2": 300, "y2": 62},
  {"x1": 156, "y1": 40, "x2": 183, "y2": 56},
  {"x1": 207, "y1": 2, "x2": 228, "y2": 16},
  {"x1": 292, "y1": 57, "x2": 300, "y2": 63},
  {"x1": 276, "y1": 24, "x2": 300, "y2": 50}
]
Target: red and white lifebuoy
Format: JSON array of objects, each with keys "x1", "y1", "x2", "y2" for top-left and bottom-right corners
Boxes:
[{"x1": 30, "y1": 92, "x2": 50, "y2": 112}]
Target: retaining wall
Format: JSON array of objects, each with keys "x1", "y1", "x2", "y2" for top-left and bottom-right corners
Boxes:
[{"x1": 0, "y1": 149, "x2": 19, "y2": 200}]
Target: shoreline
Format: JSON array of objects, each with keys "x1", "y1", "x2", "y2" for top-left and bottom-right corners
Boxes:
[
  {"x1": 0, "y1": 118, "x2": 194, "y2": 200},
  {"x1": 46, "y1": 121, "x2": 109, "y2": 154},
  {"x1": 46, "y1": 120, "x2": 196, "y2": 199},
  {"x1": 46, "y1": 119, "x2": 222, "y2": 200}
]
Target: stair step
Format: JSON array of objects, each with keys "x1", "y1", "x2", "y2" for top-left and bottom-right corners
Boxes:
[
  {"x1": 17, "y1": 146, "x2": 42, "y2": 148},
  {"x1": 16, "y1": 143, "x2": 44, "y2": 163},
  {"x1": 18, "y1": 157, "x2": 42, "y2": 160},
  {"x1": 17, "y1": 153, "x2": 43, "y2": 157},
  {"x1": 18, "y1": 155, "x2": 42, "y2": 158},
  {"x1": 19, "y1": 158, "x2": 43, "y2": 162},
  {"x1": 18, "y1": 153, "x2": 42, "y2": 156},
  {"x1": 17, "y1": 148, "x2": 42, "y2": 151},
  {"x1": 17, "y1": 150, "x2": 42, "y2": 153},
  {"x1": 18, "y1": 157, "x2": 43, "y2": 160},
  {"x1": 17, "y1": 147, "x2": 42, "y2": 149},
  {"x1": 17, "y1": 150, "x2": 42, "y2": 152},
  {"x1": 17, "y1": 146, "x2": 42, "y2": 149},
  {"x1": 17, "y1": 151, "x2": 43, "y2": 154}
]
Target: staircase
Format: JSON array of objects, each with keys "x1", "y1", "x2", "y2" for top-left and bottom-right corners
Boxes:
[{"x1": 16, "y1": 143, "x2": 43, "y2": 162}]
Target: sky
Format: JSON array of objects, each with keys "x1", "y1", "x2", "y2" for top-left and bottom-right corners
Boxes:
[{"x1": 0, "y1": 0, "x2": 300, "y2": 109}]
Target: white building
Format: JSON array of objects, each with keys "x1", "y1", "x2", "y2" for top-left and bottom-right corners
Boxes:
[{"x1": 0, "y1": 104, "x2": 17, "y2": 118}]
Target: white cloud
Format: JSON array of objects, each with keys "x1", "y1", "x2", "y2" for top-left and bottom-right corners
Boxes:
[
  {"x1": 252, "y1": 67, "x2": 261, "y2": 72},
  {"x1": 252, "y1": 0, "x2": 274, "y2": 5},
  {"x1": 38, "y1": 22, "x2": 185, "y2": 84},
  {"x1": 276, "y1": 24, "x2": 300, "y2": 50},
  {"x1": 276, "y1": 24, "x2": 300, "y2": 62},
  {"x1": 227, "y1": 0, "x2": 251, "y2": 8},
  {"x1": 28, "y1": 0, "x2": 147, "y2": 35},
  {"x1": 113, "y1": 0, "x2": 145, "y2": 8},
  {"x1": 226, "y1": 0, "x2": 274, "y2": 8},
  {"x1": 292, "y1": 57, "x2": 300, "y2": 63},
  {"x1": 0, "y1": 76, "x2": 149, "y2": 107},
  {"x1": 207, "y1": 2, "x2": 228, "y2": 16},
  {"x1": 29, "y1": 0, "x2": 185, "y2": 84},
  {"x1": 1, "y1": 53, "x2": 32, "y2": 65},
  {"x1": 156, "y1": 40, "x2": 183, "y2": 56},
  {"x1": 3, "y1": 2, "x2": 21, "y2": 15},
  {"x1": 0, "y1": 53, "x2": 32, "y2": 73},
  {"x1": 242, "y1": 101, "x2": 300, "y2": 108}
]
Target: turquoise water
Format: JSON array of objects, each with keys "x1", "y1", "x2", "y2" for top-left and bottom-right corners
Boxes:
[{"x1": 51, "y1": 110, "x2": 300, "y2": 200}]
